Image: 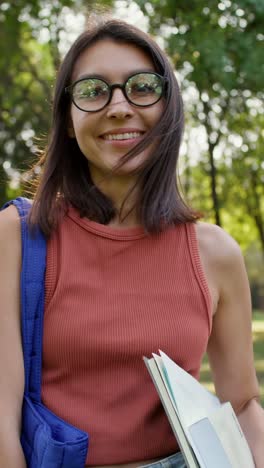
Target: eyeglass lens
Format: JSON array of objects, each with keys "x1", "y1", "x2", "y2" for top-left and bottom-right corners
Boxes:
[{"x1": 71, "y1": 73, "x2": 163, "y2": 112}]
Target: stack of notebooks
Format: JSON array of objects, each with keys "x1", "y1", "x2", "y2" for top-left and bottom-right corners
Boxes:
[{"x1": 143, "y1": 351, "x2": 255, "y2": 468}]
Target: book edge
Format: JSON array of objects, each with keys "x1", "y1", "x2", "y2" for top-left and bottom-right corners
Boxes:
[{"x1": 143, "y1": 357, "x2": 200, "y2": 468}]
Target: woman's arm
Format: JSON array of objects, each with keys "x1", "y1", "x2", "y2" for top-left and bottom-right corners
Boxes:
[
  {"x1": 238, "y1": 398, "x2": 264, "y2": 467},
  {"x1": 0, "y1": 206, "x2": 26, "y2": 468},
  {"x1": 196, "y1": 222, "x2": 264, "y2": 467}
]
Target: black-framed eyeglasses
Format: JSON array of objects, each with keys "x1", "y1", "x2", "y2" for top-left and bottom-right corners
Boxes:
[{"x1": 65, "y1": 72, "x2": 165, "y2": 112}]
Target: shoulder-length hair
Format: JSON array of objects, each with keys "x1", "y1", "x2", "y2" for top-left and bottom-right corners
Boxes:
[{"x1": 28, "y1": 18, "x2": 199, "y2": 236}]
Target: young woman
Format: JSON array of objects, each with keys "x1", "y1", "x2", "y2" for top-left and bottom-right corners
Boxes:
[{"x1": 0, "y1": 18, "x2": 263, "y2": 468}]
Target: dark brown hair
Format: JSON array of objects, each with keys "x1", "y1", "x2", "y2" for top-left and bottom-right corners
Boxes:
[{"x1": 28, "y1": 18, "x2": 199, "y2": 236}]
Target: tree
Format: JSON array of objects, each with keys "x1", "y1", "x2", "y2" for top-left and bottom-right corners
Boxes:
[
  {"x1": 226, "y1": 112, "x2": 264, "y2": 255},
  {"x1": 0, "y1": 0, "x2": 113, "y2": 205},
  {"x1": 133, "y1": 0, "x2": 264, "y2": 230}
]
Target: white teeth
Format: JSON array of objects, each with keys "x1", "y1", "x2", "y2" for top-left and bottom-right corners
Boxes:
[{"x1": 103, "y1": 132, "x2": 142, "y2": 141}]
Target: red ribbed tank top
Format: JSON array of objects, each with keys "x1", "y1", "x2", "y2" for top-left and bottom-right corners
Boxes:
[{"x1": 42, "y1": 207, "x2": 212, "y2": 465}]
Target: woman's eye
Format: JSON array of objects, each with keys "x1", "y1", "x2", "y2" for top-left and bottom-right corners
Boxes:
[
  {"x1": 75, "y1": 83, "x2": 108, "y2": 100},
  {"x1": 85, "y1": 88, "x2": 99, "y2": 97},
  {"x1": 132, "y1": 84, "x2": 154, "y2": 93}
]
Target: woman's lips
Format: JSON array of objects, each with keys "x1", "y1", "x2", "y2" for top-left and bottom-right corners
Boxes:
[
  {"x1": 100, "y1": 136, "x2": 144, "y2": 147},
  {"x1": 99, "y1": 131, "x2": 145, "y2": 148}
]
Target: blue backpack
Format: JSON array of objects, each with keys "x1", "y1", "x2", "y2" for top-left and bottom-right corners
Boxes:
[{"x1": 2, "y1": 197, "x2": 89, "y2": 468}]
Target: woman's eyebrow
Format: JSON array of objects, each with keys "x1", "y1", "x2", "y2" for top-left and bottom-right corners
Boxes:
[{"x1": 75, "y1": 68, "x2": 156, "y2": 82}]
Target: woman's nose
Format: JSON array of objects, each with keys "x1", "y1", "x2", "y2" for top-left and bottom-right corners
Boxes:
[{"x1": 106, "y1": 88, "x2": 134, "y2": 119}]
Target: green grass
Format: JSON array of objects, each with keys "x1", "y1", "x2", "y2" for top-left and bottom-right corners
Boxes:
[
  {"x1": 200, "y1": 310, "x2": 264, "y2": 406},
  {"x1": 252, "y1": 310, "x2": 264, "y2": 322}
]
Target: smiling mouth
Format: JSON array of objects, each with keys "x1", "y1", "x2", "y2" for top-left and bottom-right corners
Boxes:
[{"x1": 101, "y1": 132, "x2": 144, "y2": 141}]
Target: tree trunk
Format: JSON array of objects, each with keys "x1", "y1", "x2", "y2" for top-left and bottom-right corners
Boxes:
[
  {"x1": 0, "y1": 164, "x2": 8, "y2": 206},
  {"x1": 203, "y1": 100, "x2": 223, "y2": 227},
  {"x1": 248, "y1": 171, "x2": 264, "y2": 259},
  {"x1": 254, "y1": 214, "x2": 264, "y2": 259},
  {"x1": 208, "y1": 141, "x2": 221, "y2": 226}
]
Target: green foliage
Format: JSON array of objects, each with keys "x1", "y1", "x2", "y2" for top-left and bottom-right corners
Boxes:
[
  {"x1": 0, "y1": 1, "x2": 57, "y2": 202},
  {"x1": 137, "y1": 0, "x2": 264, "y2": 92},
  {"x1": 133, "y1": 0, "x2": 264, "y2": 258},
  {"x1": 0, "y1": 0, "x2": 115, "y2": 204}
]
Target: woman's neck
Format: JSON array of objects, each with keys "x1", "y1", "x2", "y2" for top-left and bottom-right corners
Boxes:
[{"x1": 90, "y1": 168, "x2": 141, "y2": 228}]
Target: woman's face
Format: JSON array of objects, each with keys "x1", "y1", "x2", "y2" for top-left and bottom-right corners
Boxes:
[{"x1": 69, "y1": 38, "x2": 164, "y2": 180}]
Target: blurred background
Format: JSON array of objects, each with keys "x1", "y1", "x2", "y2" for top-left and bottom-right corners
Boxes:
[{"x1": 0, "y1": 0, "x2": 263, "y2": 398}]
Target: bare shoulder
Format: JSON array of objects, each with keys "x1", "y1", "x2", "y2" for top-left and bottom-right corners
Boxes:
[
  {"x1": 0, "y1": 204, "x2": 20, "y2": 229},
  {"x1": 0, "y1": 205, "x2": 21, "y2": 263},
  {"x1": 194, "y1": 222, "x2": 247, "y2": 313},
  {"x1": 195, "y1": 221, "x2": 243, "y2": 267}
]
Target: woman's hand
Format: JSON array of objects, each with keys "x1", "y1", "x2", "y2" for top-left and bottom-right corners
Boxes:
[{"x1": 238, "y1": 398, "x2": 264, "y2": 468}]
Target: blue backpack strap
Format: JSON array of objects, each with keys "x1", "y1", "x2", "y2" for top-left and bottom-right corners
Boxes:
[{"x1": 2, "y1": 197, "x2": 46, "y2": 402}]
